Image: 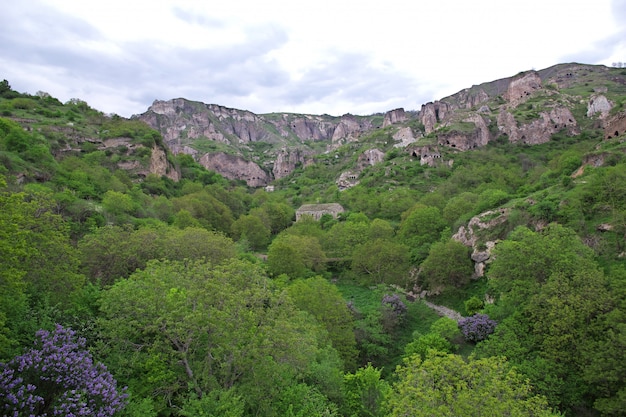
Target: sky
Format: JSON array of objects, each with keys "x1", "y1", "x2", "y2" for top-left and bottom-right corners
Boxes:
[{"x1": 1, "y1": 0, "x2": 625, "y2": 117}]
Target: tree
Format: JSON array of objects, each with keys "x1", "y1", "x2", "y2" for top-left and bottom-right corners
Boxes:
[
  {"x1": 98, "y1": 259, "x2": 336, "y2": 415},
  {"x1": 0, "y1": 325, "x2": 127, "y2": 416},
  {"x1": 267, "y1": 234, "x2": 326, "y2": 278},
  {"x1": 287, "y1": 277, "x2": 358, "y2": 370},
  {"x1": 397, "y1": 204, "x2": 446, "y2": 262},
  {"x1": 230, "y1": 214, "x2": 271, "y2": 250},
  {"x1": 385, "y1": 352, "x2": 560, "y2": 417},
  {"x1": 419, "y1": 239, "x2": 473, "y2": 291},
  {"x1": 342, "y1": 364, "x2": 390, "y2": 417},
  {"x1": 351, "y1": 239, "x2": 411, "y2": 286}
]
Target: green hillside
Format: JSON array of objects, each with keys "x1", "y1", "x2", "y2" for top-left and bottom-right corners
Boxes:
[{"x1": 1, "y1": 64, "x2": 625, "y2": 417}]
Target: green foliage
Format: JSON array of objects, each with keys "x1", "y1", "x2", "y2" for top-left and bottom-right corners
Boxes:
[
  {"x1": 98, "y1": 258, "x2": 338, "y2": 415},
  {"x1": 398, "y1": 204, "x2": 446, "y2": 262},
  {"x1": 342, "y1": 364, "x2": 390, "y2": 417},
  {"x1": 230, "y1": 214, "x2": 271, "y2": 250},
  {"x1": 385, "y1": 352, "x2": 559, "y2": 417},
  {"x1": 287, "y1": 277, "x2": 358, "y2": 369},
  {"x1": 464, "y1": 295, "x2": 485, "y2": 315},
  {"x1": 267, "y1": 234, "x2": 326, "y2": 278},
  {"x1": 419, "y1": 239, "x2": 474, "y2": 291},
  {"x1": 350, "y1": 239, "x2": 411, "y2": 287}
]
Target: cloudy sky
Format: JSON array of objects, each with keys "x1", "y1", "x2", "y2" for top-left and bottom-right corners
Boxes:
[{"x1": 1, "y1": 0, "x2": 624, "y2": 117}]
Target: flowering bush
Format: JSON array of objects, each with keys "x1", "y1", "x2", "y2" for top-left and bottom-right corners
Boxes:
[
  {"x1": 0, "y1": 324, "x2": 127, "y2": 417},
  {"x1": 381, "y1": 294, "x2": 407, "y2": 316},
  {"x1": 458, "y1": 314, "x2": 497, "y2": 343}
]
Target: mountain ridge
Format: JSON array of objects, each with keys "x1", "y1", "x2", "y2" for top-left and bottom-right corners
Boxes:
[{"x1": 135, "y1": 63, "x2": 626, "y2": 186}]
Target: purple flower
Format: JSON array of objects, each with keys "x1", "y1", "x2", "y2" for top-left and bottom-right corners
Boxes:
[
  {"x1": 0, "y1": 325, "x2": 127, "y2": 416},
  {"x1": 458, "y1": 313, "x2": 497, "y2": 343}
]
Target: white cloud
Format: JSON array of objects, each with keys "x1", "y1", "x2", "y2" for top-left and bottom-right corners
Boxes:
[{"x1": 1, "y1": 0, "x2": 621, "y2": 117}]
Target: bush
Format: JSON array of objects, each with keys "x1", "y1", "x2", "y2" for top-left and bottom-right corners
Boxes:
[
  {"x1": 0, "y1": 325, "x2": 127, "y2": 416},
  {"x1": 458, "y1": 314, "x2": 497, "y2": 342}
]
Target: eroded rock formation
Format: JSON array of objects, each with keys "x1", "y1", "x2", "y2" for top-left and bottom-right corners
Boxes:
[{"x1": 198, "y1": 152, "x2": 269, "y2": 187}]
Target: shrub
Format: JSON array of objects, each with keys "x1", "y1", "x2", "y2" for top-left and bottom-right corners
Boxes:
[
  {"x1": 0, "y1": 325, "x2": 127, "y2": 416},
  {"x1": 458, "y1": 313, "x2": 497, "y2": 343}
]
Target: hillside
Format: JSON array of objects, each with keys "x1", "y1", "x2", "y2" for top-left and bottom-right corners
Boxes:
[{"x1": 1, "y1": 63, "x2": 626, "y2": 416}]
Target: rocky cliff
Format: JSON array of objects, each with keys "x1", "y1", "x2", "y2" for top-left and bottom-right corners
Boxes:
[{"x1": 136, "y1": 63, "x2": 626, "y2": 187}]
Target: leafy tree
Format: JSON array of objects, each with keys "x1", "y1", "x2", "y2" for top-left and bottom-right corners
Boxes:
[
  {"x1": 350, "y1": 239, "x2": 411, "y2": 286},
  {"x1": 98, "y1": 259, "x2": 335, "y2": 415},
  {"x1": 398, "y1": 204, "x2": 446, "y2": 262},
  {"x1": 323, "y1": 219, "x2": 370, "y2": 260},
  {"x1": 230, "y1": 214, "x2": 271, "y2": 250},
  {"x1": 0, "y1": 182, "x2": 84, "y2": 356},
  {"x1": 286, "y1": 277, "x2": 358, "y2": 370},
  {"x1": 342, "y1": 364, "x2": 390, "y2": 417},
  {"x1": 78, "y1": 225, "x2": 236, "y2": 286},
  {"x1": 0, "y1": 325, "x2": 127, "y2": 416},
  {"x1": 172, "y1": 190, "x2": 234, "y2": 233},
  {"x1": 385, "y1": 352, "x2": 560, "y2": 417},
  {"x1": 419, "y1": 239, "x2": 473, "y2": 291},
  {"x1": 404, "y1": 332, "x2": 454, "y2": 359},
  {"x1": 379, "y1": 294, "x2": 408, "y2": 334},
  {"x1": 267, "y1": 234, "x2": 326, "y2": 278},
  {"x1": 464, "y1": 295, "x2": 485, "y2": 315}
]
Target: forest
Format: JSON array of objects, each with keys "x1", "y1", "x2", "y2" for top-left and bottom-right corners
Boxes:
[{"x1": 0, "y1": 72, "x2": 626, "y2": 417}]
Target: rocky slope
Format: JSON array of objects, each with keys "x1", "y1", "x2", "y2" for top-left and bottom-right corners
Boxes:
[{"x1": 137, "y1": 63, "x2": 626, "y2": 186}]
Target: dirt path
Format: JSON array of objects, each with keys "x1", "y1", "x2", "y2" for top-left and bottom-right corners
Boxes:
[{"x1": 422, "y1": 300, "x2": 463, "y2": 322}]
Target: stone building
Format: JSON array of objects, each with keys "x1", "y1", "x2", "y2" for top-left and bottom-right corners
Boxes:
[{"x1": 295, "y1": 203, "x2": 345, "y2": 221}]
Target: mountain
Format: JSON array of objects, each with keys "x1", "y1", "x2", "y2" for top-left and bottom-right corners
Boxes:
[{"x1": 135, "y1": 63, "x2": 626, "y2": 186}]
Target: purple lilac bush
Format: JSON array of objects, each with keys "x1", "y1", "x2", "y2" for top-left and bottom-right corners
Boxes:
[
  {"x1": 458, "y1": 313, "x2": 498, "y2": 343},
  {"x1": 0, "y1": 324, "x2": 127, "y2": 417},
  {"x1": 381, "y1": 294, "x2": 407, "y2": 316}
]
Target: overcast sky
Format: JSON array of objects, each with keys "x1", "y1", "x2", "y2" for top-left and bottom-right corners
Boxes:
[{"x1": 1, "y1": 0, "x2": 624, "y2": 117}]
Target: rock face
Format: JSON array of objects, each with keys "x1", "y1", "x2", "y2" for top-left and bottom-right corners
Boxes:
[
  {"x1": 331, "y1": 114, "x2": 374, "y2": 144},
  {"x1": 497, "y1": 106, "x2": 579, "y2": 145},
  {"x1": 438, "y1": 114, "x2": 492, "y2": 150},
  {"x1": 150, "y1": 146, "x2": 179, "y2": 181},
  {"x1": 383, "y1": 108, "x2": 407, "y2": 127},
  {"x1": 420, "y1": 102, "x2": 451, "y2": 134},
  {"x1": 336, "y1": 148, "x2": 386, "y2": 190},
  {"x1": 198, "y1": 153, "x2": 270, "y2": 187},
  {"x1": 134, "y1": 63, "x2": 623, "y2": 187},
  {"x1": 453, "y1": 209, "x2": 510, "y2": 277},
  {"x1": 272, "y1": 148, "x2": 313, "y2": 180},
  {"x1": 407, "y1": 145, "x2": 445, "y2": 167},
  {"x1": 587, "y1": 95, "x2": 612, "y2": 118},
  {"x1": 604, "y1": 111, "x2": 626, "y2": 139},
  {"x1": 392, "y1": 126, "x2": 418, "y2": 147},
  {"x1": 503, "y1": 72, "x2": 543, "y2": 107},
  {"x1": 357, "y1": 148, "x2": 385, "y2": 169}
]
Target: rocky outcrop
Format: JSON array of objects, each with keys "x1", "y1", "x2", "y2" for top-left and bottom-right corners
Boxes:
[
  {"x1": 383, "y1": 108, "x2": 407, "y2": 127},
  {"x1": 497, "y1": 106, "x2": 578, "y2": 145},
  {"x1": 336, "y1": 171, "x2": 359, "y2": 190},
  {"x1": 198, "y1": 152, "x2": 269, "y2": 187},
  {"x1": 407, "y1": 145, "x2": 446, "y2": 167},
  {"x1": 271, "y1": 114, "x2": 336, "y2": 141},
  {"x1": 420, "y1": 102, "x2": 451, "y2": 134},
  {"x1": 331, "y1": 114, "x2": 373, "y2": 143},
  {"x1": 587, "y1": 95, "x2": 612, "y2": 118},
  {"x1": 393, "y1": 126, "x2": 418, "y2": 147},
  {"x1": 453, "y1": 209, "x2": 510, "y2": 277},
  {"x1": 357, "y1": 148, "x2": 385, "y2": 170},
  {"x1": 438, "y1": 114, "x2": 492, "y2": 150},
  {"x1": 336, "y1": 148, "x2": 385, "y2": 190},
  {"x1": 272, "y1": 148, "x2": 313, "y2": 180},
  {"x1": 503, "y1": 72, "x2": 543, "y2": 107},
  {"x1": 150, "y1": 146, "x2": 179, "y2": 181},
  {"x1": 604, "y1": 111, "x2": 626, "y2": 140}
]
